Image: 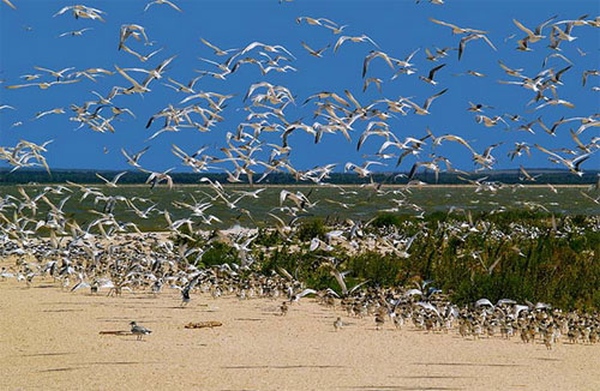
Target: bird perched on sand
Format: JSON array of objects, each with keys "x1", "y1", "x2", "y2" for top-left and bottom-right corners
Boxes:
[
  {"x1": 130, "y1": 321, "x2": 152, "y2": 340},
  {"x1": 334, "y1": 317, "x2": 343, "y2": 331},
  {"x1": 375, "y1": 312, "x2": 385, "y2": 330}
]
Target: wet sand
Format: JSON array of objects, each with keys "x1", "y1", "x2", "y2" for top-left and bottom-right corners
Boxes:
[{"x1": 1, "y1": 275, "x2": 599, "y2": 391}]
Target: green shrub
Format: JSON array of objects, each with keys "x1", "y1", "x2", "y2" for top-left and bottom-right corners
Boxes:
[
  {"x1": 369, "y1": 213, "x2": 404, "y2": 228},
  {"x1": 198, "y1": 241, "x2": 238, "y2": 268},
  {"x1": 297, "y1": 218, "x2": 327, "y2": 242},
  {"x1": 347, "y1": 251, "x2": 406, "y2": 286}
]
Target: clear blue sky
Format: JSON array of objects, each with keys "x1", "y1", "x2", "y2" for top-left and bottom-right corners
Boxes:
[{"x1": 1, "y1": 0, "x2": 598, "y2": 177}]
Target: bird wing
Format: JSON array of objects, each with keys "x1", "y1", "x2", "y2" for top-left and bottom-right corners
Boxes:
[
  {"x1": 297, "y1": 288, "x2": 317, "y2": 298},
  {"x1": 429, "y1": 17, "x2": 457, "y2": 30},
  {"x1": 513, "y1": 19, "x2": 535, "y2": 37},
  {"x1": 330, "y1": 268, "x2": 348, "y2": 296}
]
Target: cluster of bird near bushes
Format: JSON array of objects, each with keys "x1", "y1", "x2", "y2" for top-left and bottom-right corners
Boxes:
[{"x1": 1, "y1": 184, "x2": 598, "y2": 348}]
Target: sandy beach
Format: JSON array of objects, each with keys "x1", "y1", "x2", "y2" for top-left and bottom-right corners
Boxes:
[{"x1": 1, "y1": 269, "x2": 599, "y2": 391}]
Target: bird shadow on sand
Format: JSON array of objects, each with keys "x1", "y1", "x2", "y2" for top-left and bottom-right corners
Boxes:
[
  {"x1": 344, "y1": 387, "x2": 462, "y2": 391},
  {"x1": 534, "y1": 357, "x2": 561, "y2": 362},
  {"x1": 223, "y1": 364, "x2": 345, "y2": 370},
  {"x1": 412, "y1": 362, "x2": 521, "y2": 367},
  {"x1": 399, "y1": 375, "x2": 473, "y2": 379},
  {"x1": 38, "y1": 360, "x2": 162, "y2": 373},
  {"x1": 85, "y1": 360, "x2": 162, "y2": 365},
  {"x1": 37, "y1": 367, "x2": 81, "y2": 373},
  {"x1": 22, "y1": 352, "x2": 74, "y2": 357},
  {"x1": 234, "y1": 317, "x2": 265, "y2": 322},
  {"x1": 42, "y1": 308, "x2": 83, "y2": 313}
]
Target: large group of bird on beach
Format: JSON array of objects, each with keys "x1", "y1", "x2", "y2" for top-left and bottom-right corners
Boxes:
[{"x1": 1, "y1": 0, "x2": 599, "y2": 347}]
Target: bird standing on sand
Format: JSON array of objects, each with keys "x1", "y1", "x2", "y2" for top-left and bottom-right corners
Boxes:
[
  {"x1": 375, "y1": 313, "x2": 385, "y2": 330},
  {"x1": 334, "y1": 317, "x2": 343, "y2": 331},
  {"x1": 280, "y1": 301, "x2": 289, "y2": 316},
  {"x1": 130, "y1": 321, "x2": 152, "y2": 340}
]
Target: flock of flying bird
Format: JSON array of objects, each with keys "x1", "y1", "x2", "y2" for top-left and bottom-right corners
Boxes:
[
  {"x1": 0, "y1": 1, "x2": 598, "y2": 184},
  {"x1": 0, "y1": 1, "x2": 599, "y2": 345}
]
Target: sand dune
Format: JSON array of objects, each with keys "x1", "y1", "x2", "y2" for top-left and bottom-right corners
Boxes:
[{"x1": 1, "y1": 273, "x2": 599, "y2": 391}]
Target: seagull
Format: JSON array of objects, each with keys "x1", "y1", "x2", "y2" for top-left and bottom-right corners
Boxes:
[
  {"x1": 582, "y1": 70, "x2": 599, "y2": 86},
  {"x1": 476, "y1": 115, "x2": 508, "y2": 128},
  {"x1": 114, "y1": 65, "x2": 152, "y2": 94},
  {"x1": 34, "y1": 107, "x2": 65, "y2": 120},
  {"x1": 428, "y1": 130, "x2": 475, "y2": 154},
  {"x1": 344, "y1": 161, "x2": 385, "y2": 177},
  {"x1": 2, "y1": 0, "x2": 16, "y2": 10},
  {"x1": 53, "y1": 5, "x2": 106, "y2": 22},
  {"x1": 334, "y1": 34, "x2": 379, "y2": 53},
  {"x1": 58, "y1": 27, "x2": 93, "y2": 38},
  {"x1": 144, "y1": 0, "x2": 182, "y2": 12},
  {"x1": 466, "y1": 70, "x2": 486, "y2": 77},
  {"x1": 288, "y1": 287, "x2": 317, "y2": 303},
  {"x1": 95, "y1": 171, "x2": 127, "y2": 188},
  {"x1": 301, "y1": 41, "x2": 330, "y2": 58},
  {"x1": 199, "y1": 38, "x2": 238, "y2": 56},
  {"x1": 362, "y1": 50, "x2": 396, "y2": 78},
  {"x1": 467, "y1": 102, "x2": 493, "y2": 113},
  {"x1": 533, "y1": 144, "x2": 594, "y2": 176},
  {"x1": 429, "y1": 17, "x2": 488, "y2": 35},
  {"x1": 519, "y1": 165, "x2": 541, "y2": 182},
  {"x1": 363, "y1": 77, "x2": 383, "y2": 93},
  {"x1": 327, "y1": 265, "x2": 369, "y2": 298},
  {"x1": 513, "y1": 15, "x2": 557, "y2": 44},
  {"x1": 507, "y1": 142, "x2": 531, "y2": 160},
  {"x1": 239, "y1": 41, "x2": 295, "y2": 59},
  {"x1": 179, "y1": 273, "x2": 202, "y2": 306},
  {"x1": 121, "y1": 146, "x2": 150, "y2": 169},
  {"x1": 119, "y1": 23, "x2": 151, "y2": 50},
  {"x1": 404, "y1": 88, "x2": 449, "y2": 115},
  {"x1": 130, "y1": 321, "x2": 152, "y2": 340},
  {"x1": 296, "y1": 16, "x2": 347, "y2": 34},
  {"x1": 296, "y1": 16, "x2": 337, "y2": 27},
  {"x1": 5, "y1": 79, "x2": 81, "y2": 90},
  {"x1": 458, "y1": 33, "x2": 496, "y2": 60},
  {"x1": 33, "y1": 66, "x2": 75, "y2": 81},
  {"x1": 419, "y1": 63, "x2": 446, "y2": 85},
  {"x1": 534, "y1": 97, "x2": 575, "y2": 111},
  {"x1": 143, "y1": 168, "x2": 174, "y2": 189},
  {"x1": 498, "y1": 60, "x2": 524, "y2": 78}
]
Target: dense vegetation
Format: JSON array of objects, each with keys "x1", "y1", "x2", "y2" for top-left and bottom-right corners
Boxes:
[{"x1": 175, "y1": 211, "x2": 600, "y2": 311}]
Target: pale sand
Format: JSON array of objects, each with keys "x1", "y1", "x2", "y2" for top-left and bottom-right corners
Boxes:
[{"x1": 1, "y1": 277, "x2": 599, "y2": 391}]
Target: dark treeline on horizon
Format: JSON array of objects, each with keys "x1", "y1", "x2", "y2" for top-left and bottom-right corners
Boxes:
[{"x1": 0, "y1": 168, "x2": 598, "y2": 186}]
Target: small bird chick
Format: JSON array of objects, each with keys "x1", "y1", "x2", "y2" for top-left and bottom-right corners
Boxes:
[
  {"x1": 280, "y1": 301, "x2": 289, "y2": 316},
  {"x1": 334, "y1": 317, "x2": 343, "y2": 331}
]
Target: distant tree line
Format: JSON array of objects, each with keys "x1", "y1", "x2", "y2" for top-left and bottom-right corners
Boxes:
[{"x1": 0, "y1": 168, "x2": 598, "y2": 186}]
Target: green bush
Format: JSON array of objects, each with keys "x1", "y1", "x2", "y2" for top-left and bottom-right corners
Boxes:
[
  {"x1": 347, "y1": 251, "x2": 406, "y2": 286},
  {"x1": 369, "y1": 213, "x2": 404, "y2": 228},
  {"x1": 296, "y1": 218, "x2": 327, "y2": 242},
  {"x1": 198, "y1": 241, "x2": 238, "y2": 268}
]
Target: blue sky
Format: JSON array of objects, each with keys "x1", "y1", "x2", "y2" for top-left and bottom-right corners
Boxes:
[{"x1": 1, "y1": 0, "x2": 598, "y2": 178}]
